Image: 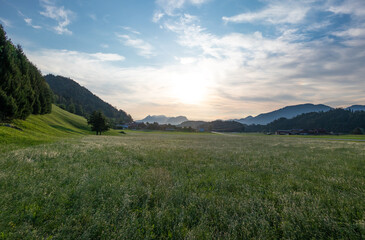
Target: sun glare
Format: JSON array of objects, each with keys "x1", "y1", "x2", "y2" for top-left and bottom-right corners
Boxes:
[{"x1": 172, "y1": 72, "x2": 208, "y2": 104}]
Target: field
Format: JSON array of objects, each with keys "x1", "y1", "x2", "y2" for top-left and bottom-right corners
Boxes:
[{"x1": 1, "y1": 122, "x2": 365, "y2": 239}]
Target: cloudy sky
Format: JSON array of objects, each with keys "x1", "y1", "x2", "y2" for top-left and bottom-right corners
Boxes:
[{"x1": 1, "y1": 0, "x2": 364, "y2": 120}]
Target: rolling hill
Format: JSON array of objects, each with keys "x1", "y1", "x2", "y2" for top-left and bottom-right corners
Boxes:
[{"x1": 0, "y1": 104, "x2": 122, "y2": 152}]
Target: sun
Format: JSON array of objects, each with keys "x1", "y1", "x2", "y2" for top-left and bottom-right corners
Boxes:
[
  {"x1": 174, "y1": 82, "x2": 205, "y2": 104},
  {"x1": 172, "y1": 73, "x2": 207, "y2": 104}
]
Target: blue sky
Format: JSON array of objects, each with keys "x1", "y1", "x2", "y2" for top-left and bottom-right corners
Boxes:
[{"x1": 1, "y1": 0, "x2": 365, "y2": 120}]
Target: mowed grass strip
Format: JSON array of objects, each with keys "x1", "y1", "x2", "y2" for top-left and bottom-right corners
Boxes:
[{"x1": 1, "y1": 132, "x2": 365, "y2": 239}]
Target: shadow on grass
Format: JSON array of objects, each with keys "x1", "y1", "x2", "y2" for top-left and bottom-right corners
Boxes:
[
  {"x1": 64, "y1": 118, "x2": 90, "y2": 131},
  {"x1": 50, "y1": 125, "x2": 84, "y2": 134}
]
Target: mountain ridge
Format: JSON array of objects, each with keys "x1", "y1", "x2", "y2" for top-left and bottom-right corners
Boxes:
[
  {"x1": 346, "y1": 105, "x2": 365, "y2": 112},
  {"x1": 235, "y1": 103, "x2": 332, "y2": 125},
  {"x1": 235, "y1": 103, "x2": 365, "y2": 125}
]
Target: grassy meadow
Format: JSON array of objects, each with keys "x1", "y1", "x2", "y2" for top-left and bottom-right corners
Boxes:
[{"x1": 1, "y1": 119, "x2": 365, "y2": 239}]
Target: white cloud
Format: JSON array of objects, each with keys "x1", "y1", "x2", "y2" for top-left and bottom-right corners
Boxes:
[
  {"x1": 90, "y1": 52, "x2": 125, "y2": 62},
  {"x1": 165, "y1": 14, "x2": 296, "y2": 61},
  {"x1": 40, "y1": 0, "x2": 74, "y2": 35},
  {"x1": 177, "y1": 57, "x2": 197, "y2": 64},
  {"x1": 89, "y1": 14, "x2": 97, "y2": 21},
  {"x1": 222, "y1": 1, "x2": 310, "y2": 24},
  {"x1": 24, "y1": 18, "x2": 42, "y2": 29},
  {"x1": 18, "y1": 11, "x2": 42, "y2": 29},
  {"x1": 121, "y1": 26, "x2": 141, "y2": 35},
  {"x1": 0, "y1": 17, "x2": 12, "y2": 28},
  {"x1": 332, "y1": 28, "x2": 365, "y2": 38},
  {"x1": 153, "y1": 11, "x2": 165, "y2": 23},
  {"x1": 156, "y1": 0, "x2": 209, "y2": 15},
  {"x1": 156, "y1": 0, "x2": 185, "y2": 15},
  {"x1": 328, "y1": 0, "x2": 365, "y2": 18},
  {"x1": 326, "y1": 0, "x2": 365, "y2": 48},
  {"x1": 30, "y1": 50, "x2": 125, "y2": 63},
  {"x1": 116, "y1": 34, "x2": 155, "y2": 58},
  {"x1": 100, "y1": 44, "x2": 109, "y2": 49}
]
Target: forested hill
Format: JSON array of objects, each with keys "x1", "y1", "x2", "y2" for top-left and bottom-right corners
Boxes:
[
  {"x1": 245, "y1": 108, "x2": 365, "y2": 133},
  {"x1": 235, "y1": 103, "x2": 332, "y2": 125},
  {"x1": 45, "y1": 74, "x2": 132, "y2": 123},
  {"x1": 0, "y1": 25, "x2": 52, "y2": 122}
]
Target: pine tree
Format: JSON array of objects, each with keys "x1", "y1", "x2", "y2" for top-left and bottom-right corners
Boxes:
[
  {"x1": 87, "y1": 111, "x2": 110, "y2": 135},
  {"x1": 0, "y1": 89, "x2": 17, "y2": 121},
  {"x1": 0, "y1": 24, "x2": 53, "y2": 121}
]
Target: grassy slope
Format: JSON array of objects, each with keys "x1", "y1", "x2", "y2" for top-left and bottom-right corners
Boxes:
[
  {"x1": 0, "y1": 132, "x2": 364, "y2": 239},
  {"x1": 0, "y1": 105, "x2": 118, "y2": 152}
]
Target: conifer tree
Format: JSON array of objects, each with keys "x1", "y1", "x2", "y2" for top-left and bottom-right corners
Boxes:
[
  {"x1": 0, "y1": 24, "x2": 52, "y2": 121},
  {"x1": 87, "y1": 111, "x2": 110, "y2": 135}
]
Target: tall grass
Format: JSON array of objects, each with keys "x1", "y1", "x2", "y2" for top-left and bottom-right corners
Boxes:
[{"x1": 1, "y1": 132, "x2": 364, "y2": 239}]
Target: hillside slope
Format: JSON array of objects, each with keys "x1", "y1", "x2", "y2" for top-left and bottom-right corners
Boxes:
[
  {"x1": 0, "y1": 105, "x2": 91, "y2": 151},
  {"x1": 45, "y1": 74, "x2": 132, "y2": 124}
]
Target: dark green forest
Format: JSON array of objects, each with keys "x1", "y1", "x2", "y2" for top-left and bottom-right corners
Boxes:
[
  {"x1": 202, "y1": 120, "x2": 245, "y2": 132},
  {"x1": 245, "y1": 109, "x2": 365, "y2": 134},
  {"x1": 45, "y1": 74, "x2": 133, "y2": 125},
  {"x1": 177, "y1": 120, "x2": 245, "y2": 132},
  {"x1": 0, "y1": 25, "x2": 52, "y2": 121}
]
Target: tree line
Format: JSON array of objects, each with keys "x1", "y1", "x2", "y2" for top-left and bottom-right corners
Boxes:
[
  {"x1": 127, "y1": 122, "x2": 195, "y2": 132},
  {"x1": 0, "y1": 25, "x2": 52, "y2": 122}
]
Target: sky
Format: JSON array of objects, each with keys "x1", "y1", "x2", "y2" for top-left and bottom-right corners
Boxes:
[{"x1": 1, "y1": 0, "x2": 365, "y2": 120}]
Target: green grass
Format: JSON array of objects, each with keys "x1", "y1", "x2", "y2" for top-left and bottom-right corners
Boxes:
[
  {"x1": 273, "y1": 134, "x2": 365, "y2": 140},
  {"x1": 1, "y1": 131, "x2": 364, "y2": 239},
  {"x1": 0, "y1": 105, "x2": 119, "y2": 152}
]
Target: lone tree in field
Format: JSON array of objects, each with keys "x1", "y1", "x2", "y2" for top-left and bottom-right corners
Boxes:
[{"x1": 87, "y1": 111, "x2": 109, "y2": 135}]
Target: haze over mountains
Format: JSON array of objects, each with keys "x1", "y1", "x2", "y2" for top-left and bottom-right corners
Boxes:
[
  {"x1": 346, "y1": 105, "x2": 365, "y2": 112},
  {"x1": 234, "y1": 104, "x2": 365, "y2": 125},
  {"x1": 137, "y1": 115, "x2": 188, "y2": 125},
  {"x1": 138, "y1": 103, "x2": 365, "y2": 126}
]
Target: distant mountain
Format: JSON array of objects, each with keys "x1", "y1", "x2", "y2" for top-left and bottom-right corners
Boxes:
[
  {"x1": 137, "y1": 115, "x2": 188, "y2": 125},
  {"x1": 346, "y1": 105, "x2": 365, "y2": 112},
  {"x1": 45, "y1": 74, "x2": 132, "y2": 123},
  {"x1": 235, "y1": 103, "x2": 332, "y2": 125}
]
